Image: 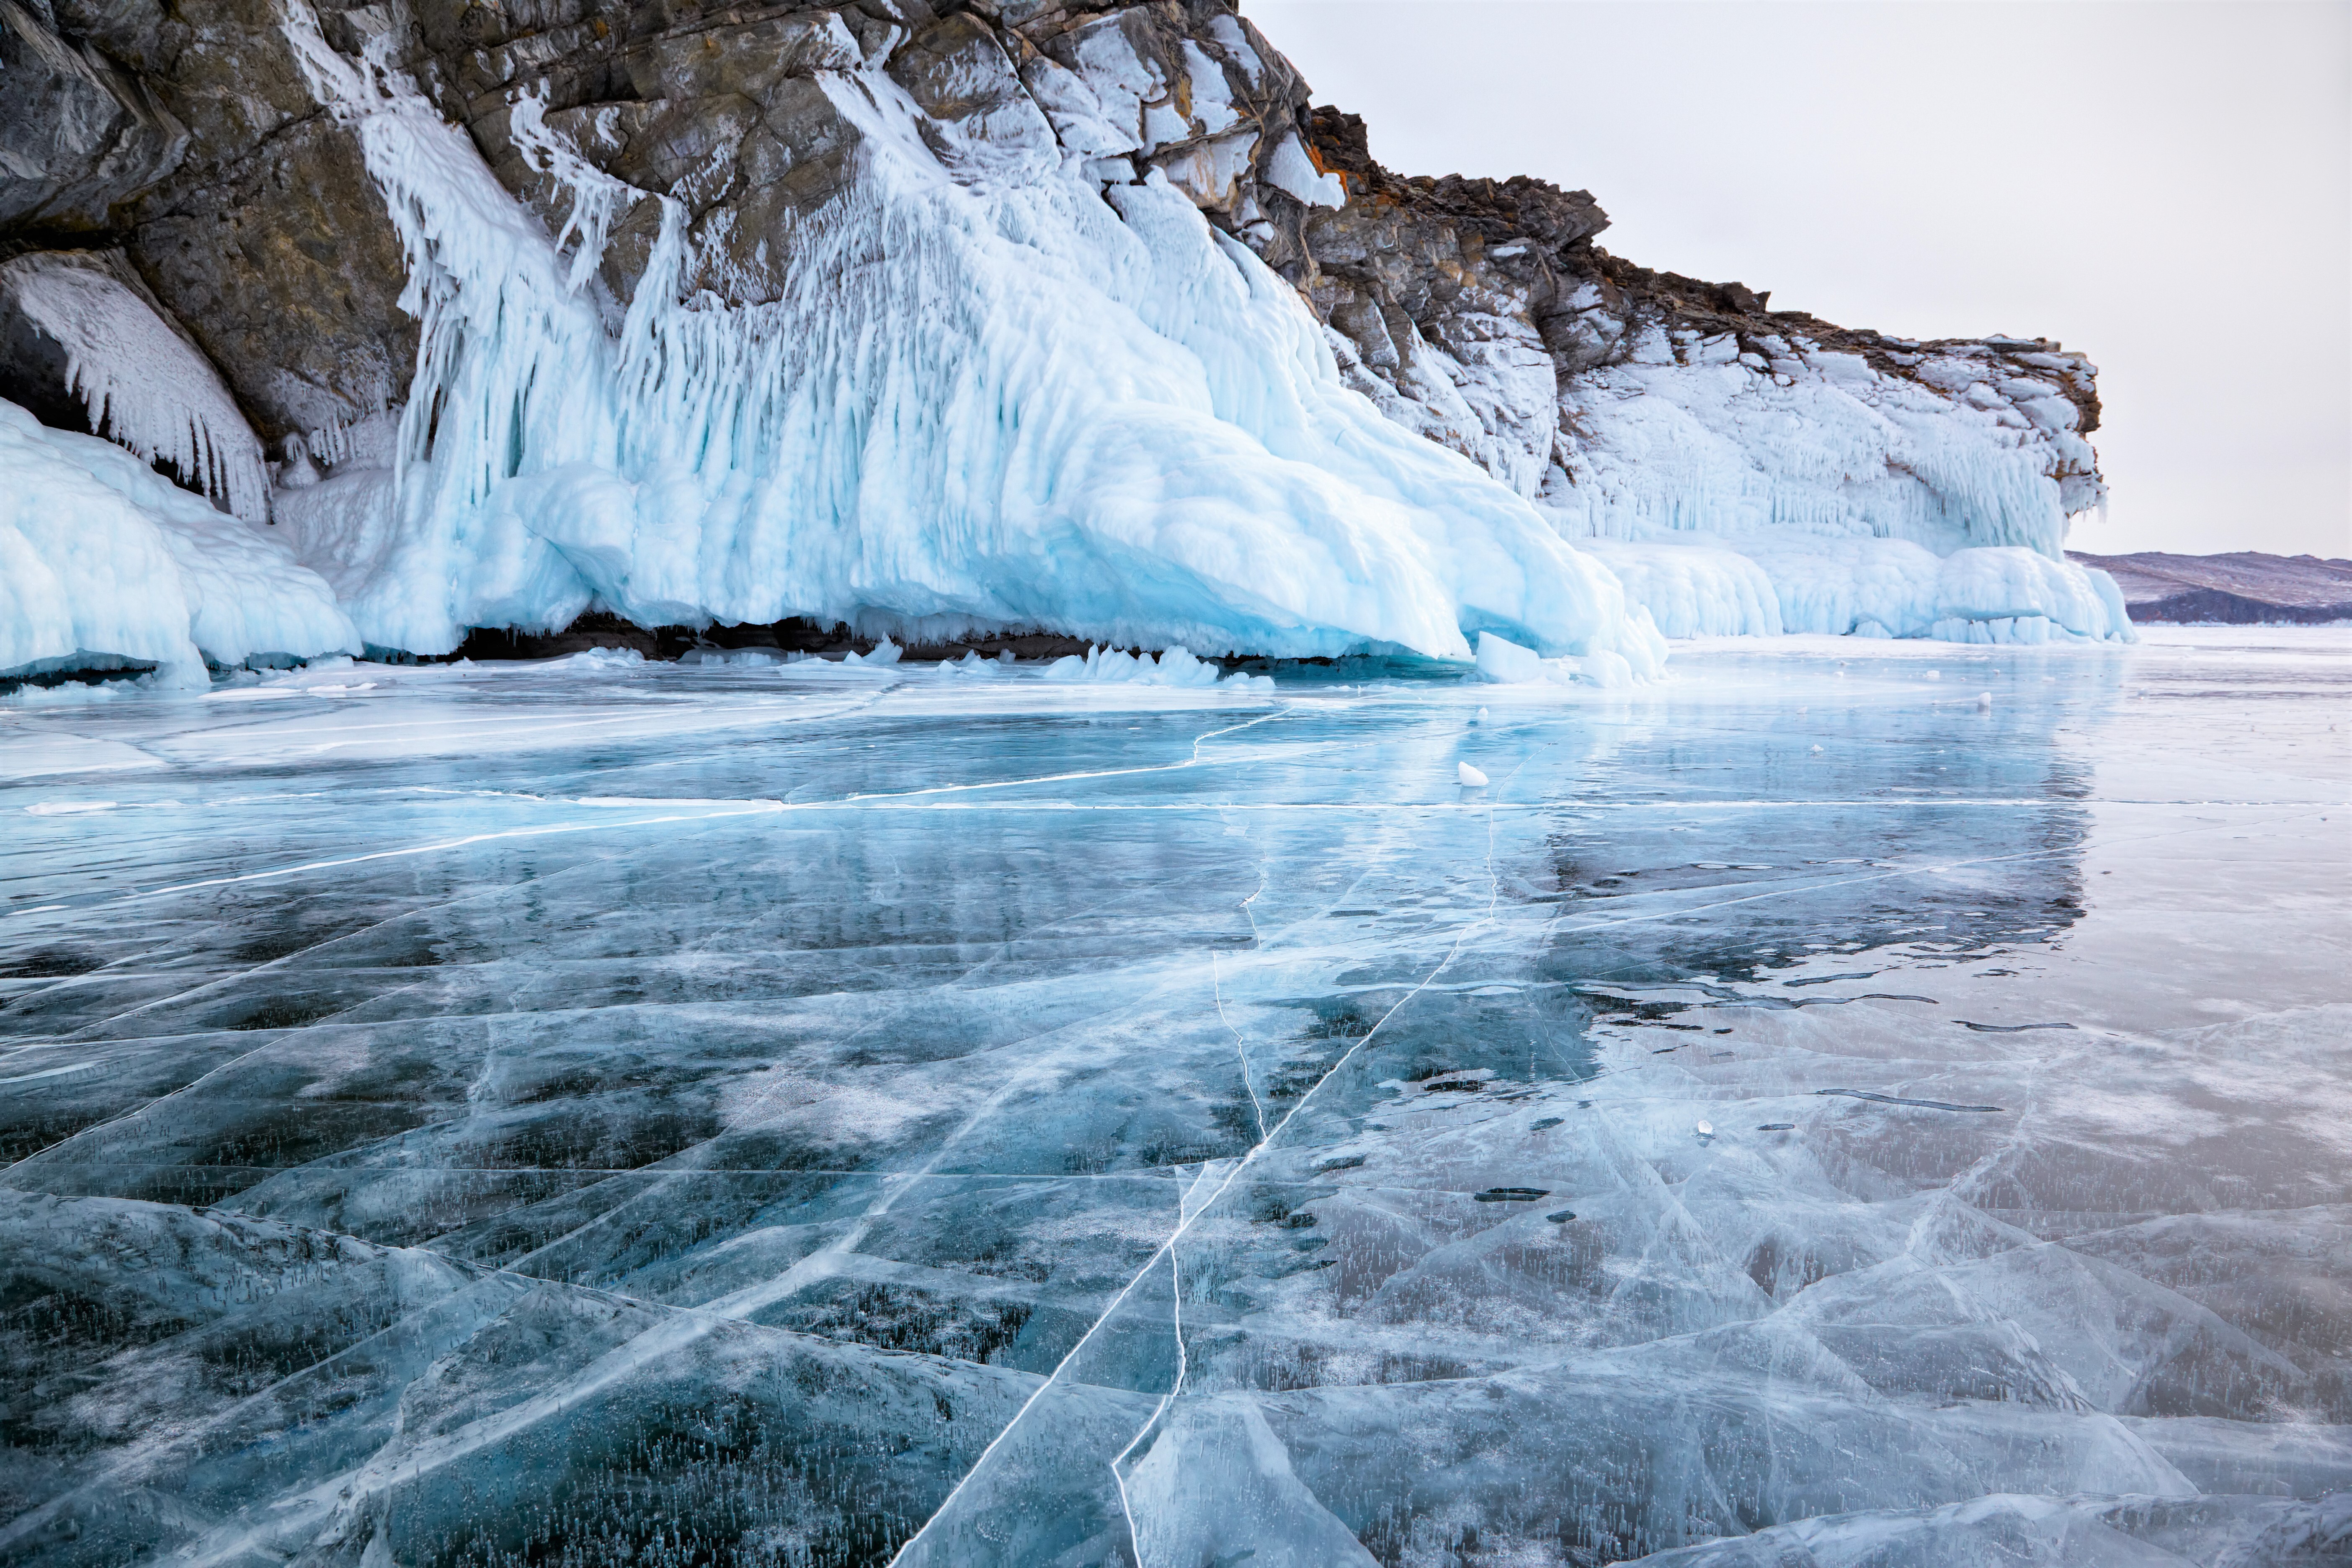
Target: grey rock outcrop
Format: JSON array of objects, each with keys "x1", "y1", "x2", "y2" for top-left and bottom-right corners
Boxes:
[
  {"x1": 1289, "y1": 106, "x2": 2102, "y2": 523},
  {"x1": 0, "y1": 0, "x2": 411, "y2": 442}
]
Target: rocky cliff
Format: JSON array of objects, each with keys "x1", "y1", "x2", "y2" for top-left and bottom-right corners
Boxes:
[{"x1": 0, "y1": 0, "x2": 2131, "y2": 681}]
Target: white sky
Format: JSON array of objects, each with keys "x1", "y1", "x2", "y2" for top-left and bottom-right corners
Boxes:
[{"x1": 1246, "y1": 0, "x2": 2352, "y2": 559}]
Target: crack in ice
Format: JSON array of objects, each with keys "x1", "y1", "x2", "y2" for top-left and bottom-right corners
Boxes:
[{"x1": 890, "y1": 766, "x2": 1506, "y2": 1565}]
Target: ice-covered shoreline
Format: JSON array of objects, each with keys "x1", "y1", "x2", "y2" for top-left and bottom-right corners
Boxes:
[{"x1": 2, "y1": 0, "x2": 2134, "y2": 688}]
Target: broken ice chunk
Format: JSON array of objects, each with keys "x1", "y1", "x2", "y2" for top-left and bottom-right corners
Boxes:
[{"x1": 1457, "y1": 762, "x2": 1489, "y2": 787}]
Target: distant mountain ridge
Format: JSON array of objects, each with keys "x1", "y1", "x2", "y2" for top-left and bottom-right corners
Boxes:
[{"x1": 2067, "y1": 550, "x2": 2352, "y2": 624}]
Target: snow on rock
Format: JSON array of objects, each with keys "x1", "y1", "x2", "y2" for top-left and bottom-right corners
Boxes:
[
  {"x1": 1263, "y1": 132, "x2": 1344, "y2": 209},
  {"x1": 0, "y1": 252, "x2": 271, "y2": 524},
  {"x1": 0, "y1": 400, "x2": 358, "y2": 684},
  {"x1": 269, "y1": 5, "x2": 1664, "y2": 676},
  {"x1": 1544, "y1": 329, "x2": 2099, "y2": 557},
  {"x1": 1288, "y1": 113, "x2": 2128, "y2": 646}
]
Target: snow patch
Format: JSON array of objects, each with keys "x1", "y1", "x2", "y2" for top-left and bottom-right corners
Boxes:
[{"x1": 1263, "y1": 132, "x2": 1344, "y2": 209}]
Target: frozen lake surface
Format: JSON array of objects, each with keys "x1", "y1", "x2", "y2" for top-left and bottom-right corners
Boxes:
[{"x1": 3, "y1": 628, "x2": 2347, "y2": 1567}]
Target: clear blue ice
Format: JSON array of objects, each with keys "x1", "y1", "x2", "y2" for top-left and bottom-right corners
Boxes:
[{"x1": 2, "y1": 629, "x2": 2346, "y2": 1566}]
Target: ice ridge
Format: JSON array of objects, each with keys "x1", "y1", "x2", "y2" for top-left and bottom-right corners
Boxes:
[{"x1": 0, "y1": 400, "x2": 356, "y2": 686}]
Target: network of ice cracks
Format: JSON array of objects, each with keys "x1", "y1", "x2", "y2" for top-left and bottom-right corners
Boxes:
[
  {"x1": 0, "y1": 1, "x2": 2135, "y2": 690},
  {"x1": 0, "y1": 632, "x2": 2343, "y2": 1565}
]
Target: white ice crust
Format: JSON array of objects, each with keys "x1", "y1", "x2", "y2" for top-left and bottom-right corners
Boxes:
[
  {"x1": 0, "y1": 402, "x2": 357, "y2": 685},
  {"x1": 0, "y1": 6, "x2": 2133, "y2": 686},
  {"x1": 1579, "y1": 536, "x2": 2133, "y2": 644}
]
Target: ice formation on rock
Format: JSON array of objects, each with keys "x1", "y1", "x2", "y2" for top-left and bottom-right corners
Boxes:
[
  {"x1": 0, "y1": 253, "x2": 271, "y2": 524},
  {"x1": 1291, "y1": 116, "x2": 2130, "y2": 647},
  {"x1": 0, "y1": 400, "x2": 356, "y2": 684},
  {"x1": 0, "y1": 0, "x2": 2133, "y2": 682},
  {"x1": 1530, "y1": 325, "x2": 2130, "y2": 641},
  {"x1": 255, "y1": 7, "x2": 1664, "y2": 674}
]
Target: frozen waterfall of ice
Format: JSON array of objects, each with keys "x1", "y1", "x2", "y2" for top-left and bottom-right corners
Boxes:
[{"x1": 265, "y1": 13, "x2": 1663, "y2": 672}]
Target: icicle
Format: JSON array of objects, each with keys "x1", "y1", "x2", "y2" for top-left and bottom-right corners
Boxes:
[
  {"x1": 274, "y1": 0, "x2": 1671, "y2": 667},
  {"x1": 0, "y1": 254, "x2": 271, "y2": 524}
]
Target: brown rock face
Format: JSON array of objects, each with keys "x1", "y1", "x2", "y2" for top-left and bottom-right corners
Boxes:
[
  {"x1": 129, "y1": 115, "x2": 416, "y2": 438},
  {"x1": 0, "y1": 0, "x2": 413, "y2": 443}
]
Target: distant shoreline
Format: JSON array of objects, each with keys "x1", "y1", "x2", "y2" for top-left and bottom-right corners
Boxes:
[{"x1": 2069, "y1": 549, "x2": 2352, "y2": 624}]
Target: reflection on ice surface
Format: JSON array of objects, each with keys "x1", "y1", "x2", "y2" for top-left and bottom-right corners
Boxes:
[{"x1": 2, "y1": 629, "x2": 2346, "y2": 1567}]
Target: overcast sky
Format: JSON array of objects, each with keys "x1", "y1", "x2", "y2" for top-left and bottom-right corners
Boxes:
[{"x1": 1247, "y1": 0, "x2": 2350, "y2": 559}]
